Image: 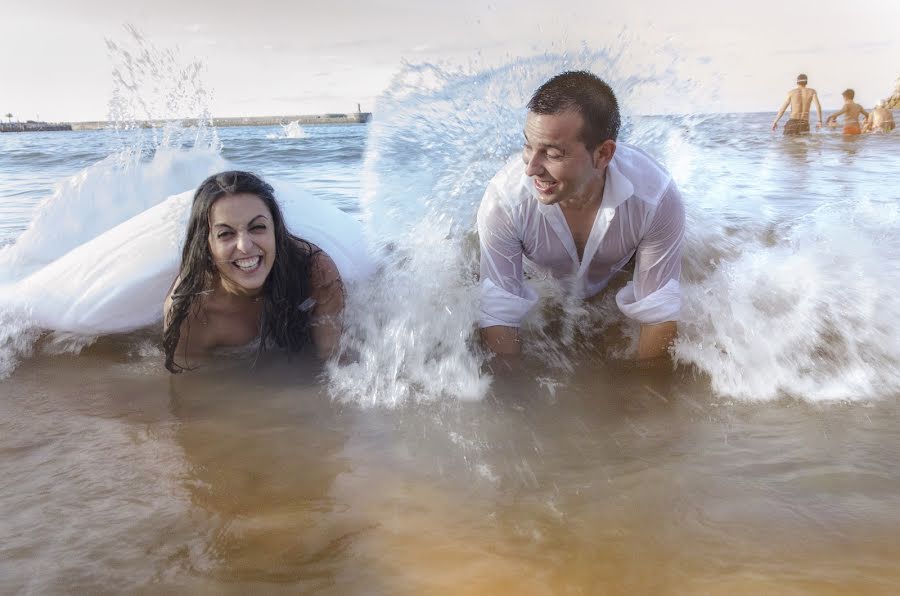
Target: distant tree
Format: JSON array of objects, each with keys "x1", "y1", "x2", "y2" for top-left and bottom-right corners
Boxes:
[{"x1": 4, "y1": 113, "x2": 11, "y2": 123}]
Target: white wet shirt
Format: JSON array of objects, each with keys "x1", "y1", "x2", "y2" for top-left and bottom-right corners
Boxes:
[{"x1": 476, "y1": 143, "x2": 685, "y2": 328}]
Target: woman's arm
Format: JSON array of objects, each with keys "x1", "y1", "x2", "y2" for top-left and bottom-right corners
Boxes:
[
  {"x1": 163, "y1": 277, "x2": 211, "y2": 371},
  {"x1": 308, "y1": 251, "x2": 345, "y2": 359}
]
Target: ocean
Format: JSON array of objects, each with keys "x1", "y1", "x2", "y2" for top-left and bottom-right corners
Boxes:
[{"x1": 1, "y1": 53, "x2": 900, "y2": 593}]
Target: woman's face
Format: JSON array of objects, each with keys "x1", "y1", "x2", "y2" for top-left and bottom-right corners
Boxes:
[{"x1": 207, "y1": 193, "x2": 277, "y2": 295}]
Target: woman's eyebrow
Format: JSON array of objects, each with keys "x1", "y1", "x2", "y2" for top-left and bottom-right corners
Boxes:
[{"x1": 212, "y1": 214, "x2": 269, "y2": 228}]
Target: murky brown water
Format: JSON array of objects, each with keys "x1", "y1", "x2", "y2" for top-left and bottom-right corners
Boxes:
[{"x1": 2, "y1": 339, "x2": 900, "y2": 595}]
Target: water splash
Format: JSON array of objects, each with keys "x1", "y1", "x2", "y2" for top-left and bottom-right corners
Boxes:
[
  {"x1": 0, "y1": 25, "x2": 225, "y2": 281},
  {"x1": 266, "y1": 121, "x2": 309, "y2": 139},
  {"x1": 328, "y1": 219, "x2": 489, "y2": 405},
  {"x1": 333, "y1": 46, "x2": 900, "y2": 404},
  {"x1": 676, "y1": 199, "x2": 900, "y2": 400},
  {"x1": 0, "y1": 27, "x2": 226, "y2": 375},
  {"x1": 329, "y1": 46, "x2": 706, "y2": 405},
  {"x1": 0, "y1": 149, "x2": 225, "y2": 282},
  {"x1": 105, "y1": 24, "x2": 219, "y2": 152}
]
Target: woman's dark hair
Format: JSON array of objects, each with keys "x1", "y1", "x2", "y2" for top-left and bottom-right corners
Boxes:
[
  {"x1": 527, "y1": 70, "x2": 621, "y2": 149},
  {"x1": 163, "y1": 171, "x2": 321, "y2": 373}
]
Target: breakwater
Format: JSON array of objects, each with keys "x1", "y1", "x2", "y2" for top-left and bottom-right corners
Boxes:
[
  {"x1": 885, "y1": 83, "x2": 900, "y2": 108},
  {"x1": 881, "y1": 76, "x2": 900, "y2": 109},
  {"x1": 1, "y1": 122, "x2": 72, "y2": 133},
  {"x1": 70, "y1": 112, "x2": 371, "y2": 131}
]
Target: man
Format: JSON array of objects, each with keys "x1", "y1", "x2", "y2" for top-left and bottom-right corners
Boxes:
[
  {"x1": 772, "y1": 74, "x2": 823, "y2": 134},
  {"x1": 862, "y1": 101, "x2": 895, "y2": 133},
  {"x1": 826, "y1": 89, "x2": 868, "y2": 134},
  {"x1": 477, "y1": 71, "x2": 684, "y2": 362}
]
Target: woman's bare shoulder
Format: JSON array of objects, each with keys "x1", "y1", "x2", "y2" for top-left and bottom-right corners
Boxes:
[
  {"x1": 293, "y1": 241, "x2": 342, "y2": 288},
  {"x1": 310, "y1": 249, "x2": 341, "y2": 287}
]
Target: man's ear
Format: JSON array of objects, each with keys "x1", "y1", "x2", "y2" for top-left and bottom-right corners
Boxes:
[{"x1": 593, "y1": 139, "x2": 617, "y2": 169}]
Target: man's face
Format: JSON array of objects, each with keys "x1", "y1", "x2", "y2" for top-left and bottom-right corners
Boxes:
[{"x1": 522, "y1": 110, "x2": 613, "y2": 207}]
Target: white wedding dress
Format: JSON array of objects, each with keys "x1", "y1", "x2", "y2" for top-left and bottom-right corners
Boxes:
[{"x1": 7, "y1": 180, "x2": 374, "y2": 336}]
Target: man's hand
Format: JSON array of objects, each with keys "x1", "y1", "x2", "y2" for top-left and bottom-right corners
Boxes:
[
  {"x1": 637, "y1": 321, "x2": 677, "y2": 361},
  {"x1": 481, "y1": 325, "x2": 521, "y2": 376},
  {"x1": 481, "y1": 325, "x2": 521, "y2": 356}
]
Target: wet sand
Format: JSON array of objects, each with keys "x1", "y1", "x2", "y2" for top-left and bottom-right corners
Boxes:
[{"x1": 2, "y1": 339, "x2": 899, "y2": 594}]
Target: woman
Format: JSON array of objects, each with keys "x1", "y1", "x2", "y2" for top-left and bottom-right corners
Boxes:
[{"x1": 163, "y1": 171, "x2": 344, "y2": 373}]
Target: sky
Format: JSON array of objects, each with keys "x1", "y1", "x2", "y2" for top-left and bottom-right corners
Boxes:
[{"x1": 2, "y1": 0, "x2": 898, "y2": 121}]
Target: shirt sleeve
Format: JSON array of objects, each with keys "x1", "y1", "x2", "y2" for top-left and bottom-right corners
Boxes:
[
  {"x1": 476, "y1": 184, "x2": 539, "y2": 328},
  {"x1": 616, "y1": 181, "x2": 685, "y2": 324}
]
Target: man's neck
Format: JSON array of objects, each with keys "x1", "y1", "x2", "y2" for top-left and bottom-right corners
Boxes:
[{"x1": 558, "y1": 175, "x2": 605, "y2": 214}]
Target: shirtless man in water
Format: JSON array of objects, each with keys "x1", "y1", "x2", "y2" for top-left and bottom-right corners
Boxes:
[
  {"x1": 772, "y1": 74, "x2": 823, "y2": 135},
  {"x1": 826, "y1": 89, "x2": 869, "y2": 135},
  {"x1": 862, "y1": 101, "x2": 895, "y2": 133}
]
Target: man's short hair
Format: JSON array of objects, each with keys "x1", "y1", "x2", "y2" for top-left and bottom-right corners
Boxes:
[
  {"x1": 797, "y1": 73, "x2": 808, "y2": 85},
  {"x1": 842, "y1": 88, "x2": 855, "y2": 99},
  {"x1": 527, "y1": 71, "x2": 620, "y2": 149}
]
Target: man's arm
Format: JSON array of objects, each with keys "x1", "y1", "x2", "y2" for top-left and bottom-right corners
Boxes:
[
  {"x1": 826, "y1": 106, "x2": 847, "y2": 124},
  {"x1": 618, "y1": 183, "x2": 685, "y2": 362},
  {"x1": 772, "y1": 94, "x2": 791, "y2": 130},
  {"x1": 862, "y1": 111, "x2": 874, "y2": 132},
  {"x1": 476, "y1": 181, "x2": 534, "y2": 358},
  {"x1": 813, "y1": 92, "x2": 823, "y2": 128}
]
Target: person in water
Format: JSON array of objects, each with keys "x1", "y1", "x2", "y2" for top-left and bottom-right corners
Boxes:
[
  {"x1": 862, "y1": 101, "x2": 895, "y2": 133},
  {"x1": 826, "y1": 89, "x2": 869, "y2": 135},
  {"x1": 163, "y1": 171, "x2": 344, "y2": 373},
  {"x1": 477, "y1": 71, "x2": 685, "y2": 362},
  {"x1": 772, "y1": 73, "x2": 823, "y2": 135}
]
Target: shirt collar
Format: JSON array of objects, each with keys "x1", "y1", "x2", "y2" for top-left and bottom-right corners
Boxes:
[{"x1": 599, "y1": 154, "x2": 634, "y2": 210}]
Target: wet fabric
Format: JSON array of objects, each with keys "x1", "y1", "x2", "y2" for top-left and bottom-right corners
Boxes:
[
  {"x1": 13, "y1": 182, "x2": 374, "y2": 335},
  {"x1": 476, "y1": 144, "x2": 685, "y2": 328},
  {"x1": 783, "y1": 119, "x2": 810, "y2": 135},
  {"x1": 843, "y1": 123, "x2": 862, "y2": 135}
]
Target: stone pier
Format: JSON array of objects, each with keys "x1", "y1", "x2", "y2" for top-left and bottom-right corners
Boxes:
[
  {"x1": 0, "y1": 121, "x2": 72, "y2": 133},
  {"x1": 69, "y1": 112, "x2": 372, "y2": 131}
]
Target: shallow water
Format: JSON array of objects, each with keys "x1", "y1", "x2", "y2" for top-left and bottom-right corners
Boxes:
[
  {"x1": 3, "y1": 349, "x2": 900, "y2": 593},
  {"x1": 2, "y1": 50, "x2": 900, "y2": 592}
]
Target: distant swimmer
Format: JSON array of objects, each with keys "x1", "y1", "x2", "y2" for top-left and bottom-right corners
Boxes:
[
  {"x1": 772, "y1": 74, "x2": 823, "y2": 135},
  {"x1": 862, "y1": 101, "x2": 895, "y2": 133},
  {"x1": 826, "y1": 89, "x2": 869, "y2": 135},
  {"x1": 477, "y1": 71, "x2": 684, "y2": 364},
  {"x1": 163, "y1": 171, "x2": 345, "y2": 372}
]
